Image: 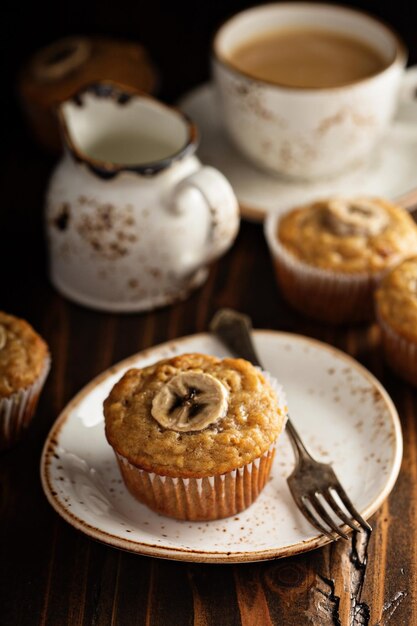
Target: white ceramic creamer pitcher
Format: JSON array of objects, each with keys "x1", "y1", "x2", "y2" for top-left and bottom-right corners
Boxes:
[{"x1": 45, "y1": 83, "x2": 239, "y2": 312}]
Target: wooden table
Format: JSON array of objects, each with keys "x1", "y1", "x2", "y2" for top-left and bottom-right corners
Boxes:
[{"x1": 1, "y1": 128, "x2": 417, "y2": 626}]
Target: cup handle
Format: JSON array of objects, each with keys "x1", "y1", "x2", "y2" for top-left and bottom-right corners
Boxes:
[
  {"x1": 400, "y1": 65, "x2": 417, "y2": 104},
  {"x1": 173, "y1": 166, "x2": 239, "y2": 265}
]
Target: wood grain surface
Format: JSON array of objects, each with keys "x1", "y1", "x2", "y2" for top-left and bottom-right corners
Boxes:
[{"x1": 1, "y1": 137, "x2": 417, "y2": 626}]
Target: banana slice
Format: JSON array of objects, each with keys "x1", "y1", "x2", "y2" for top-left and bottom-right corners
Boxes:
[
  {"x1": 151, "y1": 372, "x2": 229, "y2": 432},
  {"x1": 324, "y1": 198, "x2": 389, "y2": 237}
]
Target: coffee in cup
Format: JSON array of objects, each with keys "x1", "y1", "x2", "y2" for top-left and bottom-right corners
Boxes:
[
  {"x1": 228, "y1": 27, "x2": 387, "y2": 89},
  {"x1": 213, "y1": 3, "x2": 407, "y2": 180}
]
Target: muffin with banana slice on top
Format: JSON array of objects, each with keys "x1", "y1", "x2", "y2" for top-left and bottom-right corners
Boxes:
[
  {"x1": 265, "y1": 197, "x2": 417, "y2": 324},
  {"x1": 104, "y1": 353, "x2": 287, "y2": 520}
]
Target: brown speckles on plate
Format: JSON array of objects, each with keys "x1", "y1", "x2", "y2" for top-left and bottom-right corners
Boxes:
[{"x1": 39, "y1": 330, "x2": 402, "y2": 564}]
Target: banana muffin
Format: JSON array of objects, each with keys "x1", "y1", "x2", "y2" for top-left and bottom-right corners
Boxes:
[
  {"x1": 375, "y1": 257, "x2": 417, "y2": 385},
  {"x1": 104, "y1": 353, "x2": 287, "y2": 520},
  {"x1": 0, "y1": 311, "x2": 50, "y2": 450},
  {"x1": 265, "y1": 197, "x2": 417, "y2": 324}
]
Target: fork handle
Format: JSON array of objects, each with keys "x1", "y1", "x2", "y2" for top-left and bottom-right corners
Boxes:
[
  {"x1": 210, "y1": 309, "x2": 263, "y2": 367},
  {"x1": 209, "y1": 309, "x2": 315, "y2": 464}
]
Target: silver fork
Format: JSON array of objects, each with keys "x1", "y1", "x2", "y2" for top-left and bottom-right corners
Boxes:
[{"x1": 210, "y1": 309, "x2": 372, "y2": 541}]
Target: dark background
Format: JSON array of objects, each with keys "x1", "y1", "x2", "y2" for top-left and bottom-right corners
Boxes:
[{"x1": 3, "y1": 0, "x2": 417, "y2": 141}]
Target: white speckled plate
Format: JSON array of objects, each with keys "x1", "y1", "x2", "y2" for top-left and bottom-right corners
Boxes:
[
  {"x1": 41, "y1": 331, "x2": 402, "y2": 563},
  {"x1": 179, "y1": 83, "x2": 417, "y2": 222}
]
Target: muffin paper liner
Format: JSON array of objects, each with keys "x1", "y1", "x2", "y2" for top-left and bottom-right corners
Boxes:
[
  {"x1": 0, "y1": 356, "x2": 51, "y2": 450},
  {"x1": 273, "y1": 236, "x2": 381, "y2": 324},
  {"x1": 116, "y1": 442, "x2": 276, "y2": 521},
  {"x1": 264, "y1": 216, "x2": 388, "y2": 324},
  {"x1": 112, "y1": 365, "x2": 287, "y2": 521},
  {"x1": 377, "y1": 313, "x2": 417, "y2": 386}
]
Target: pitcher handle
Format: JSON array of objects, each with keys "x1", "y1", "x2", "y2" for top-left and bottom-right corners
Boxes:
[{"x1": 173, "y1": 166, "x2": 240, "y2": 265}]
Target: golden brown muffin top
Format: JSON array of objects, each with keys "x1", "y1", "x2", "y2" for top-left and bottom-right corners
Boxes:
[
  {"x1": 0, "y1": 311, "x2": 49, "y2": 397},
  {"x1": 375, "y1": 257, "x2": 417, "y2": 341},
  {"x1": 104, "y1": 353, "x2": 286, "y2": 477},
  {"x1": 278, "y1": 198, "x2": 417, "y2": 273}
]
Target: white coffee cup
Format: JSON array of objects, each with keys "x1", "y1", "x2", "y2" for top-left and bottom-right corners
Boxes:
[{"x1": 213, "y1": 3, "x2": 409, "y2": 180}]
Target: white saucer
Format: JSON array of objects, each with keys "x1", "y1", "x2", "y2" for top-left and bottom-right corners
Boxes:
[
  {"x1": 41, "y1": 331, "x2": 401, "y2": 563},
  {"x1": 179, "y1": 83, "x2": 417, "y2": 222}
]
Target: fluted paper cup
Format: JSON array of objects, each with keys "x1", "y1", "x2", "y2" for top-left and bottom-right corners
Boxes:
[
  {"x1": 116, "y1": 443, "x2": 276, "y2": 521},
  {"x1": 377, "y1": 312, "x2": 417, "y2": 386},
  {"x1": 112, "y1": 367, "x2": 286, "y2": 521},
  {"x1": 0, "y1": 356, "x2": 51, "y2": 450},
  {"x1": 265, "y1": 214, "x2": 385, "y2": 325}
]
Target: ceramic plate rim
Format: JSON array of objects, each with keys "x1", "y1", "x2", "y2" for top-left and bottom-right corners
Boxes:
[{"x1": 40, "y1": 330, "x2": 402, "y2": 563}]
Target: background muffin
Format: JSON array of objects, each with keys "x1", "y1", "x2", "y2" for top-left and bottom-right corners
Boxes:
[
  {"x1": 0, "y1": 311, "x2": 50, "y2": 450},
  {"x1": 375, "y1": 257, "x2": 417, "y2": 385},
  {"x1": 265, "y1": 197, "x2": 417, "y2": 324},
  {"x1": 104, "y1": 353, "x2": 287, "y2": 521}
]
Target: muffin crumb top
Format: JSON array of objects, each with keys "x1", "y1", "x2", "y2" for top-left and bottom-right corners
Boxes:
[
  {"x1": 0, "y1": 311, "x2": 49, "y2": 397},
  {"x1": 104, "y1": 353, "x2": 286, "y2": 477},
  {"x1": 376, "y1": 257, "x2": 417, "y2": 340},
  {"x1": 278, "y1": 197, "x2": 417, "y2": 273}
]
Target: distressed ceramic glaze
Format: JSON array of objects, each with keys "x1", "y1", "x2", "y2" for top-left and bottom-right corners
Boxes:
[
  {"x1": 41, "y1": 331, "x2": 402, "y2": 563},
  {"x1": 213, "y1": 3, "x2": 407, "y2": 179},
  {"x1": 45, "y1": 84, "x2": 239, "y2": 312},
  {"x1": 180, "y1": 82, "x2": 417, "y2": 221}
]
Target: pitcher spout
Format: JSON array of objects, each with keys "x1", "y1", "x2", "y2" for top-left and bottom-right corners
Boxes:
[{"x1": 58, "y1": 81, "x2": 198, "y2": 179}]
